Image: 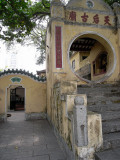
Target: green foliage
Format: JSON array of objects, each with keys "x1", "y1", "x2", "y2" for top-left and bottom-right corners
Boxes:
[
  {"x1": 0, "y1": 0, "x2": 120, "y2": 42},
  {"x1": 104, "y1": 0, "x2": 120, "y2": 6},
  {"x1": 28, "y1": 24, "x2": 46, "y2": 64},
  {"x1": 0, "y1": 0, "x2": 120, "y2": 64},
  {"x1": 30, "y1": 0, "x2": 50, "y2": 20},
  {"x1": 0, "y1": 0, "x2": 50, "y2": 42},
  {"x1": 0, "y1": 0, "x2": 35, "y2": 41}
]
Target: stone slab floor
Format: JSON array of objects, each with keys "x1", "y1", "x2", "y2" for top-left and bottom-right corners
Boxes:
[{"x1": 0, "y1": 111, "x2": 66, "y2": 160}]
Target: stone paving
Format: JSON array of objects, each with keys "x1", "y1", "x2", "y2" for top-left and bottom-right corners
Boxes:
[
  {"x1": 0, "y1": 111, "x2": 66, "y2": 160},
  {"x1": 96, "y1": 148, "x2": 120, "y2": 160}
]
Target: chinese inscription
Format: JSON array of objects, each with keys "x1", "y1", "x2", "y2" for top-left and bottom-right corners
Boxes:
[
  {"x1": 81, "y1": 13, "x2": 89, "y2": 22},
  {"x1": 68, "y1": 11, "x2": 111, "y2": 26},
  {"x1": 55, "y1": 26, "x2": 62, "y2": 68},
  {"x1": 93, "y1": 14, "x2": 99, "y2": 24},
  {"x1": 69, "y1": 11, "x2": 76, "y2": 21},
  {"x1": 104, "y1": 16, "x2": 111, "y2": 25}
]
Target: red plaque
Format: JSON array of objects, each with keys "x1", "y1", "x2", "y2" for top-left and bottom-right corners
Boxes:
[{"x1": 55, "y1": 26, "x2": 62, "y2": 68}]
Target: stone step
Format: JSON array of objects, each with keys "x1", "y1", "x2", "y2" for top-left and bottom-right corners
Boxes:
[
  {"x1": 77, "y1": 84, "x2": 120, "y2": 88},
  {"x1": 95, "y1": 148, "x2": 120, "y2": 160},
  {"x1": 77, "y1": 84, "x2": 120, "y2": 89},
  {"x1": 87, "y1": 100, "x2": 120, "y2": 108},
  {"x1": 87, "y1": 92, "x2": 120, "y2": 98},
  {"x1": 77, "y1": 88, "x2": 120, "y2": 95},
  {"x1": 88, "y1": 104, "x2": 120, "y2": 112},
  {"x1": 101, "y1": 111, "x2": 120, "y2": 121},
  {"x1": 87, "y1": 96, "x2": 120, "y2": 103},
  {"x1": 103, "y1": 132, "x2": 120, "y2": 150},
  {"x1": 78, "y1": 84, "x2": 120, "y2": 160},
  {"x1": 102, "y1": 119, "x2": 120, "y2": 134}
]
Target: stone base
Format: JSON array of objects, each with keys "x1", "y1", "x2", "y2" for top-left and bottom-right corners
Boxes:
[
  {"x1": 0, "y1": 114, "x2": 6, "y2": 122},
  {"x1": 47, "y1": 115, "x2": 75, "y2": 160},
  {"x1": 25, "y1": 112, "x2": 46, "y2": 120}
]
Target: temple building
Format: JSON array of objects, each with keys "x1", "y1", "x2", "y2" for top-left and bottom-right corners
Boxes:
[{"x1": 1, "y1": 0, "x2": 120, "y2": 159}]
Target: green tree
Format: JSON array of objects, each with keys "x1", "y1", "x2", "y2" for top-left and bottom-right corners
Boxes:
[
  {"x1": 26, "y1": 23, "x2": 47, "y2": 64},
  {"x1": 0, "y1": 0, "x2": 120, "y2": 64},
  {"x1": 0, "y1": 0, "x2": 50, "y2": 42},
  {"x1": 104, "y1": 0, "x2": 120, "y2": 6},
  {"x1": 0, "y1": 0, "x2": 120, "y2": 42},
  {"x1": 29, "y1": 0, "x2": 120, "y2": 64}
]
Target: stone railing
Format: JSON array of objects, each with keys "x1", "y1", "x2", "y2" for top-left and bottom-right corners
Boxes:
[
  {"x1": 52, "y1": 81, "x2": 103, "y2": 160},
  {"x1": 0, "y1": 113, "x2": 6, "y2": 122},
  {"x1": 73, "y1": 97, "x2": 88, "y2": 147}
]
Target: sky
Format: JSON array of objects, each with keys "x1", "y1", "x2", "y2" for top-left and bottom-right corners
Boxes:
[
  {"x1": 0, "y1": 0, "x2": 46, "y2": 75},
  {"x1": 0, "y1": 41, "x2": 46, "y2": 74}
]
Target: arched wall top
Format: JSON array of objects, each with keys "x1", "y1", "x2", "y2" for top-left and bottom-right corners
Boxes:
[
  {"x1": 0, "y1": 69, "x2": 46, "y2": 82},
  {"x1": 68, "y1": 31, "x2": 117, "y2": 83},
  {"x1": 66, "y1": 0, "x2": 114, "y2": 14}
]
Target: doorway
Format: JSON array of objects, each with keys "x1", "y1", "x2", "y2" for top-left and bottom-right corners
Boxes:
[{"x1": 10, "y1": 86, "x2": 25, "y2": 111}]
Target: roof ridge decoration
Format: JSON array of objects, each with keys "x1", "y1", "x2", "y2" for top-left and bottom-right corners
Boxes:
[{"x1": 0, "y1": 69, "x2": 46, "y2": 82}]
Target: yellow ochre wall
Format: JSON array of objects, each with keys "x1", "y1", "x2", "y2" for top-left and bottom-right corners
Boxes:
[
  {"x1": 70, "y1": 42, "x2": 107, "y2": 81},
  {"x1": 46, "y1": 1, "x2": 119, "y2": 158},
  {"x1": 70, "y1": 51, "x2": 91, "y2": 72},
  {"x1": 46, "y1": 0, "x2": 120, "y2": 124},
  {"x1": 46, "y1": 24, "x2": 119, "y2": 117},
  {"x1": 0, "y1": 74, "x2": 46, "y2": 117}
]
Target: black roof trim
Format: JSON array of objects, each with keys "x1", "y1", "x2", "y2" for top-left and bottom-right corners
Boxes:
[{"x1": 0, "y1": 69, "x2": 46, "y2": 82}]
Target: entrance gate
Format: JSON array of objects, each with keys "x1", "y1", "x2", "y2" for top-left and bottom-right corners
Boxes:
[
  {"x1": 0, "y1": 69, "x2": 46, "y2": 121},
  {"x1": 10, "y1": 86, "x2": 25, "y2": 111}
]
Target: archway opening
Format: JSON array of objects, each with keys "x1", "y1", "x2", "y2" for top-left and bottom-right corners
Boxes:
[
  {"x1": 93, "y1": 52, "x2": 107, "y2": 76},
  {"x1": 69, "y1": 33, "x2": 116, "y2": 83},
  {"x1": 8, "y1": 85, "x2": 25, "y2": 111}
]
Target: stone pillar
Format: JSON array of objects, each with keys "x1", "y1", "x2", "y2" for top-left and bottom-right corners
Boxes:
[
  {"x1": 51, "y1": 0, "x2": 65, "y2": 19},
  {"x1": 73, "y1": 96, "x2": 88, "y2": 147}
]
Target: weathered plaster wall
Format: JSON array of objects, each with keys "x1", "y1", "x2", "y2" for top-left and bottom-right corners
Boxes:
[
  {"x1": 46, "y1": 0, "x2": 120, "y2": 120},
  {"x1": 0, "y1": 74, "x2": 46, "y2": 120},
  {"x1": 46, "y1": 24, "x2": 119, "y2": 119},
  {"x1": 51, "y1": 82, "x2": 103, "y2": 160},
  {"x1": 46, "y1": 0, "x2": 120, "y2": 159},
  {"x1": 51, "y1": 22, "x2": 118, "y2": 82},
  {"x1": 70, "y1": 42, "x2": 107, "y2": 81},
  {"x1": 70, "y1": 52, "x2": 80, "y2": 71}
]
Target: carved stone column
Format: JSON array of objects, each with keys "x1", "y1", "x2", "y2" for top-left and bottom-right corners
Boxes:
[{"x1": 73, "y1": 96, "x2": 88, "y2": 147}]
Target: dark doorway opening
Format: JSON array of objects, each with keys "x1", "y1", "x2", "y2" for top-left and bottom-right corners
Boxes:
[
  {"x1": 93, "y1": 52, "x2": 107, "y2": 76},
  {"x1": 10, "y1": 86, "x2": 25, "y2": 111}
]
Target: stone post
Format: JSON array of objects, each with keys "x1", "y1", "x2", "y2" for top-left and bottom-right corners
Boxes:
[{"x1": 73, "y1": 96, "x2": 88, "y2": 147}]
